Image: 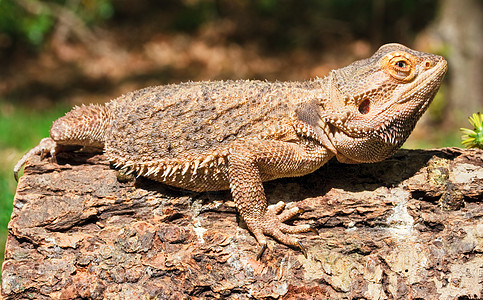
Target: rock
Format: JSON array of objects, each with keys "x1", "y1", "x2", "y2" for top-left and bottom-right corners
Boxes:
[{"x1": 1, "y1": 148, "x2": 482, "y2": 299}]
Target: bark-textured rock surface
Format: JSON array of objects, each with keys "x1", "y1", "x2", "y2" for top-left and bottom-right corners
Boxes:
[{"x1": 1, "y1": 147, "x2": 482, "y2": 299}]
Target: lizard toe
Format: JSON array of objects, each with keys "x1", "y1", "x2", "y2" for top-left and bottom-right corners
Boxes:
[
  {"x1": 276, "y1": 206, "x2": 303, "y2": 222},
  {"x1": 267, "y1": 201, "x2": 286, "y2": 215},
  {"x1": 267, "y1": 201, "x2": 304, "y2": 222},
  {"x1": 245, "y1": 212, "x2": 312, "y2": 258},
  {"x1": 278, "y1": 223, "x2": 312, "y2": 234}
]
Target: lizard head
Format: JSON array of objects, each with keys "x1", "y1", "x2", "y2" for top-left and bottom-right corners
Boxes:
[{"x1": 320, "y1": 43, "x2": 447, "y2": 163}]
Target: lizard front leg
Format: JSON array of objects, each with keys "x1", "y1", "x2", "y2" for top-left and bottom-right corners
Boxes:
[{"x1": 228, "y1": 140, "x2": 331, "y2": 259}]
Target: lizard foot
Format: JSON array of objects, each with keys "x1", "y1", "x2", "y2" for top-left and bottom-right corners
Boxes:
[
  {"x1": 249, "y1": 201, "x2": 315, "y2": 259},
  {"x1": 14, "y1": 137, "x2": 58, "y2": 181}
]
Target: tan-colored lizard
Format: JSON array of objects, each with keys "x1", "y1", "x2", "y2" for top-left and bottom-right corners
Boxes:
[{"x1": 14, "y1": 43, "x2": 447, "y2": 258}]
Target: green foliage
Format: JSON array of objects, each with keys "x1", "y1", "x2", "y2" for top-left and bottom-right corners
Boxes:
[
  {"x1": 0, "y1": 104, "x2": 68, "y2": 150},
  {"x1": 0, "y1": 168, "x2": 14, "y2": 271},
  {"x1": 0, "y1": 174, "x2": 13, "y2": 233},
  {"x1": 0, "y1": 0, "x2": 440, "y2": 50},
  {"x1": 0, "y1": 164, "x2": 13, "y2": 271},
  {"x1": 0, "y1": 0, "x2": 50, "y2": 46},
  {"x1": 173, "y1": 0, "x2": 217, "y2": 32},
  {"x1": 0, "y1": 0, "x2": 113, "y2": 48},
  {"x1": 80, "y1": 0, "x2": 114, "y2": 22},
  {"x1": 460, "y1": 112, "x2": 483, "y2": 149}
]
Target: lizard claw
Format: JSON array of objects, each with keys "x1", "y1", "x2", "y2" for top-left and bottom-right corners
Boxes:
[
  {"x1": 256, "y1": 243, "x2": 268, "y2": 260},
  {"x1": 297, "y1": 241, "x2": 307, "y2": 258},
  {"x1": 308, "y1": 226, "x2": 318, "y2": 235}
]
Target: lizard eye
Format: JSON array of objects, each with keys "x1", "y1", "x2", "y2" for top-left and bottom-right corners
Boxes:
[
  {"x1": 383, "y1": 53, "x2": 416, "y2": 82},
  {"x1": 395, "y1": 60, "x2": 407, "y2": 69}
]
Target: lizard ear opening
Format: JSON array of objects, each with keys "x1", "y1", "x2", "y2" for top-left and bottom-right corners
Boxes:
[{"x1": 358, "y1": 99, "x2": 371, "y2": 114}]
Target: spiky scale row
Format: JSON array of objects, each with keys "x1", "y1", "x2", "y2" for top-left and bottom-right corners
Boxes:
[{"x1": 110, "y1": 150, "x2": 229, "y2": 191}]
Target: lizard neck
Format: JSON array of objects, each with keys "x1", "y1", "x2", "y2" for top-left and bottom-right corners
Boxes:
[{"x1": 293, "y1": 100, "x2": 338, "y2": 155}]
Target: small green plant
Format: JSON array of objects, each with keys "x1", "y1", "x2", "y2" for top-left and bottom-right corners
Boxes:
[{"x1": 460, "y1": 112, "x2": 483, "y2": 149}]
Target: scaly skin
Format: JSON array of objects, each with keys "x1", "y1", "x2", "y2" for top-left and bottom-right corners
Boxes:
[{"x1": 14, "y1": 44, "x2": 447, "y2": 258}]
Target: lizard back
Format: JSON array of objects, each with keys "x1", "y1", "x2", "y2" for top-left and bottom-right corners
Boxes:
[{"x1": 105, "y1": 79, "x2": 321, "y2": 164}]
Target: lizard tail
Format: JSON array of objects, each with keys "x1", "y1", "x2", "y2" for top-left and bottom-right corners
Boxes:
[{"x1": 50, "y1": 104, "x2": 112, "y2": 148}]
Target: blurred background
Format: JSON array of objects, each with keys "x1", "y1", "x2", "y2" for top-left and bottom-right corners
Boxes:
[{"x1": 0, "y1": 0, "x2": 482, "y2": 268}]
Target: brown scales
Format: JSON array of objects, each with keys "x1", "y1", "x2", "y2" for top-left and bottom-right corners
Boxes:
[{"x1": 14, "y1": 44, "x2": 447, "y2": 258}]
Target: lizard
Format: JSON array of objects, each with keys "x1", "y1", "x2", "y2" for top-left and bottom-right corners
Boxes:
[{"x1": 14, "y1": 43, "x2": 447, "y2": 259}]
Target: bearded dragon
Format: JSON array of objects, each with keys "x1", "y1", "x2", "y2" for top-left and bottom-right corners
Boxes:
[{"x1": 14, "y1": 43, "x2": 447, "y2": 258}]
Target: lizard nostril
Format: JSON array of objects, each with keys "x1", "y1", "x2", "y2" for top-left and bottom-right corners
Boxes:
[
  {"x1": 424, "y1": 60, "x2": 432, "y2": 69},
  {"x1": 358, "y1": 99, "x2": 371, "y2": 114}
]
